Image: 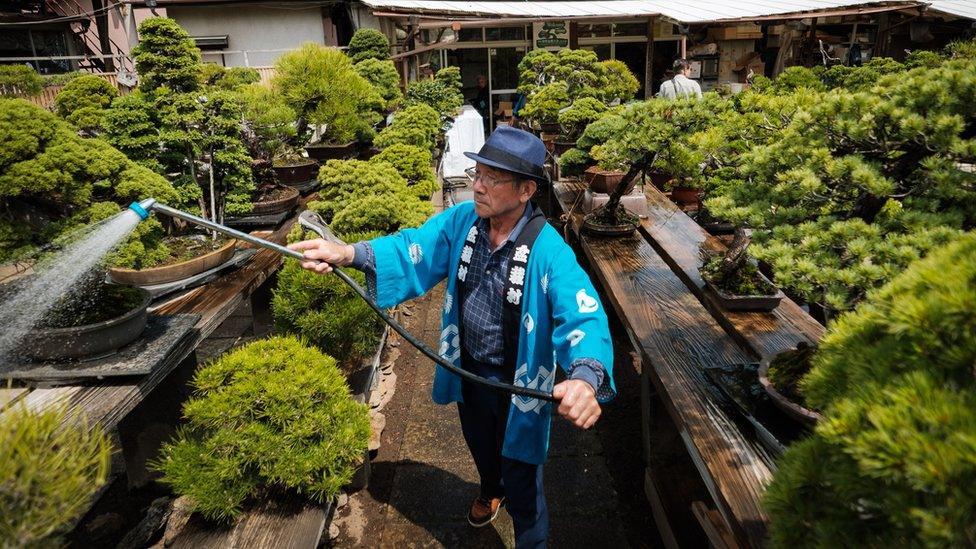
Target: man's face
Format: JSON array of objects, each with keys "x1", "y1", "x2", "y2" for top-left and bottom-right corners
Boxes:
[
  {"x1": 471, "y1": 163, "x2": 534, "y2": 219},
  {"x1": 476, "y1": 76, "x2": 486, "y2": 88}
]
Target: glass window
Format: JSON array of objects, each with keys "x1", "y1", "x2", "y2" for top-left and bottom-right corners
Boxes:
[
  {"x1": 458, "y1": 28, "x2": 483, "y2": 42},
  {"x1": 485, "y1": 26, "x2": 525, "y2": 41},
  {"x1": 614, "y1": 22, "x2": 648, "y2": 37},
  {"x1": 577, "y1": 23, "x2": 611, "y2": 38},
  {"x1": 581, "y1": 44, "x2": 611, "y2": 61}
]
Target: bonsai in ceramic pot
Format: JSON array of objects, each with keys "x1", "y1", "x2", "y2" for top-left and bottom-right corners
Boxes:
[
  {"x1": 698, "y1": 228, "x2": 785, "y2": 312},
  {"x1": 556, "y1": 97, "x2": 607, "y2": 156}
]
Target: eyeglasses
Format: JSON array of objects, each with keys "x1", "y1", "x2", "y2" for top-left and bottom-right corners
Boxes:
[{"x1": 465, "y1": 166, "x2": 516, "y2": 188}]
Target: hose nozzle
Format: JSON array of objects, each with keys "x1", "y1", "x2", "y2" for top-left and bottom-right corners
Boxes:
[{"x1": 128, "y1": 199, "x2": 157, "y2": 221}]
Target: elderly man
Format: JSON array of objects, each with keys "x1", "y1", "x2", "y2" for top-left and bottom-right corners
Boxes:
[
  {"x1": 658, "y1": 58, "x2": 703, "y2": 100},
  {"x1": 289, "y1": 126, "x2": 615, "y2": 548}
]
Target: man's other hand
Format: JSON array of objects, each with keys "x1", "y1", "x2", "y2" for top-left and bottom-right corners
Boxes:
[
  {"x1": 286, "y1": 239, "x2": 355, "y2": 274},
  {"x1": 552, "y1": 380, "x2": 601, "y2": 429}
]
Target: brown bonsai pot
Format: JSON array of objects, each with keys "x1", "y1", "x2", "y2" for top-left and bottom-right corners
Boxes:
[
  {"x1": 272, "y1": 159, "x2": 319, "y2": 186},
  {"x1": 250, "y1": 185, "x2": 300, "y2": 216},
  {"x1": 648, "y1": 171, "x2": 674, "y2": 190},
  {"x1": 669, "y1": 185, "x2": 703, "y2": 207},
  {"x1": 305, "y1": 141, "x2": 357, "y2": 162},
  {"x1": 553, "y1": 139, "x2": 575, "y2": 156},
  {"x1": 585, "y1": 165, "x2": 632, "y2": 194},
  {"x1": 758, "y1": 357, "x2": 823, "y2": 427},
  {"x1": 108, "y1": 238, "x2": 238, "y2": 286},
  {"x1": 19, "y1": 285, "x2": 152, "y2": 362}
]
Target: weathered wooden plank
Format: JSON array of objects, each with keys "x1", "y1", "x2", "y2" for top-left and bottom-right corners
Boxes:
[
  {"x1": 0, "y1": 387, "x2": 27, "y2": 412},
  {"x1": 553, "y1": 184, "x2": 773, "y2": 547},
  {"x1": 639, "y1": 184, "x2": 825, "y2": 359},
  {"x1": 170, "y1": 497, "x2": 329, "y2": 549}
]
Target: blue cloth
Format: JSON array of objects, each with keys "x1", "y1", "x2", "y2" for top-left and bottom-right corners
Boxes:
[
  {"x1": 353, "y1": 204, "x2": 604, "y2": 392},
  {"x1": 365, "y1": 201, "x2": 616, "y2": 464},
  {"x1": 458, "y1": 354, "x2": 547, "y2": 549}
]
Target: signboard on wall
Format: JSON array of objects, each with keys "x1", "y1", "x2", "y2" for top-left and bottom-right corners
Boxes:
[{"x1": 533, "y1": 21, "x2": 569, "y2": 50}]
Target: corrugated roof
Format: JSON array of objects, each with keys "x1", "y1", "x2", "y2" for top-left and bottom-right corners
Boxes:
[
  {"x1": 926, "y1": 1, "x2": 976, "y2": 20},
  {"x1": 361, "y1": 0, "x2": 938, "y2": 24}
]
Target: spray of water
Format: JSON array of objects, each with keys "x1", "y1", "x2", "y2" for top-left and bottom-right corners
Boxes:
[{"x1": 0, "y1": 208, "x2": 143, "y2": 368}]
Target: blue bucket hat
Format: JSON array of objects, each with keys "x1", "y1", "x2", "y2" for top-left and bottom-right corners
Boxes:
[{"x1": 464, "y1": 126, "x2": 549, "y2": 184}]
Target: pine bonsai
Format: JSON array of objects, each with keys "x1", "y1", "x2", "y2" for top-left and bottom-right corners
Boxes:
[
  {"x1": 154, "y1": 336, "x2": 370, "y2": 522},
  {"x1": 764, "y1": 233, "x2": 976, "y2": 547},
  {"x1": 405, "y1": 78, "x2": 462, "y2": 118},
  {"x1": 132, "y1": 17, "x2": 202, "y2": 93},
  {"x1": 347, "y1": 28, "x2": 390, "y2": 63},
  {"x1": 0, "y1": 64, "x2": 43, "y2": 97},
  {"x1": 54, "y1": 74, "x2": 118, "y2": 135},
  {"x1": 0, "y1": 404, "x2": 112, "y2": 545}
]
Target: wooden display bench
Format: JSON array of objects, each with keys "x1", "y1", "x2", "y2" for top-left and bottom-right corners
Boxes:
[{"x1": 553, "y1": 180, "x2": 823, "y2": 548}]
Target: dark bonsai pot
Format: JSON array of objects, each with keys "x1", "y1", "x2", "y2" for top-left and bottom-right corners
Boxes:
[
  {"x1": 108, "y1": 236, "x2": 238, "y2": 286},
  {"x1": 272, "y1": 159, "x2": 319, "y2": 186},
  {"x1": 702, "y1": 271, "x2": 785, "y2": 312},
  {"x1": 648, "y1": 171, "x2": 674, "y2": 191},
  {"x1": 758, "y1": 349, "x2": 823, "y2": 426},
  {"x1": 585, "y1": 165, "x2": 631, "y2": 194},
  {"x1": 539, "y1": 122, "x2": 561, "y2": 134},
  {"x1": 553, "y1": 139, "x2": 575, "y2": 156},
  {"x1": 250, "y1": 186, "x2": 300, "y2": 216},
  {"x1": 305, "y1": 141, "x2": 357, "y2": 162},
  {"x1": 19, "y1": 285, "x2": 151, "y2": 362},
  {"x1": 358, "y1": 145, "x2": 383, "y2": 161}
]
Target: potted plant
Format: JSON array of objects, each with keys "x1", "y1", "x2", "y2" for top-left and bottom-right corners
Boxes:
[
  {"x1": 249, "y1": 184, "x2": 300, "y2": 217},
  {"x1": 0, "y1": 404, "x2": 111, "y2": 546},
  {"x1": 699, "y1": 228, "x2": 785, "y2": 312},
  {"x1": 107, "y1": 232, "x2": 238, "y2": 286},
  {"x1": 6, "y1": 271, "x2": 152, "y2": 361},
  {"x1": 239, "y1": 84, "x2": 319, "y2": 189},
  {"x1": 273, "y1": 44, "x2": 376, "y2": 162},
  {"x1": 153, "y1": 336, "x2": 371, "y2": 522},
  {"x1": 581, "y1": 155, "x2": 650, "y2": 236},
  {"x1": 555, "y1": 97, "x2": 607, "y2": 156},
  {"x1": 373, "y1": 104, "x2": 441, "y2": 151},
  {"x1": 757, "y1": 342, "x2": 822, "y2": 426},
  {"x1": 520, "y1": 82, "x2": 569, "y2": 135}
]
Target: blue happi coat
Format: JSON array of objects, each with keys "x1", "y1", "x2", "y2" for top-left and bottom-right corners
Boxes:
[{"x1": 370, "y1": 201, "x2": 616, "y2": 464}]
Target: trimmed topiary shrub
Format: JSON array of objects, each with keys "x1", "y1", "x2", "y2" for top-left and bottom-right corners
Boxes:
[
  {"x1": 0, "y1": 404, "x2": 112, "y2": 545},
  {"x1": 154, "y1": 336, "x2": 370, "y2": 522},
  {"x1": 54, "y1": 74, "x2": 118, "y2": 134},
  {"x1": 132, "y1": 17, "x2": 202, "y2": 93},
  {"x1": 405, "y1": 78, "x2": 463, "y2": 117},
  {"x1": 370, "y1": 143, "x2": 438, "y2": 198},
  {"x1": 373, "y1": 103, "x2": 441, "y2": 150},
  {"x1": 347, "y1": 28, "x2": 390, "y2": 63},
  {"x1": 764, "y1": 233, "x2": 976, "y2": 547},
  {"x1": 0, "y1": 64, "x2": 43, "y2": 97}
]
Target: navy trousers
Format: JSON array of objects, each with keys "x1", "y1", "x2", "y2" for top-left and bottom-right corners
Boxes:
[{"x1": 458, "y1": 355, "x2": 548, "y2": 549}]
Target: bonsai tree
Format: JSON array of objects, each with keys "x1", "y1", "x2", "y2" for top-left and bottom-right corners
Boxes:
[
  {"x1": 238, "y1": 84, "x2": 300, "y2": 168},
  {"x1": 354, "y1": 58, "x2": 403, "y2": 112},
  {"x1": 596, "y1": 59, "x2": 640, "y2": 104},
  {"x1": 200, "y1": 64, "x2": 261, "y2": 90},
  {"x1": 373, "y1": 103, "x2": 441, "y2": 151},
  {"x1": 0, "y1": 405, "x2": 112, "y2": 545},
  {"x1": 132, "y1": 16, "x2": 202, "y2": 93},
  {"x1": 273, "y1": 43, "x2": 376, "y2": 146},
  {"x1": 311, "y1": 158, "x2": 433, "y2": 234},
  {"x1": 764, "y1": 233, "x2": 976, "y2": 547},
  {"x1": 347, "y1": 28, "x2": 390, "y2": 63},
  {"x1": 0, "y1": 98, "x2": 177, "y2": 263},
  {"x1": 559, "y1": 110, "x2": 627, "y2": 176},
  {"x1": 557, "y1": 97, "x2": 607, "y2": 141},
  {"x1": 153, "y1": 336, "x2": 370, "y2": 522},
  {"x1": 54, "y1": 74, "x2": 118, "y2": 135},
  {"x1": 0, "y1": 64, "x2": 43, "y2": 97},
  {"x1": 405, "y1": 78, "x2": 463, "y2": 118},
  {"x1": 370, "y1": 143, "x2": 439, "y2": 198},
  {"x1": 699, "y1": 228, "x2": 777, "y2": 297},
  {"x1": 273, "y1": 225, "x2": 381, "y2": 371},
  {"x1": 519, "y1": 82, "x2": 570, "y2": 127}
]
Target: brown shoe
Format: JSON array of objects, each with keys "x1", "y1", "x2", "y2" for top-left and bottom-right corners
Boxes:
[{"x1": 467, "y1": 495, "x2": 504, "y2": 527}]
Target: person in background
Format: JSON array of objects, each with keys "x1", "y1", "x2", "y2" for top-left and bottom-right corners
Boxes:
[
  {"x1": 658, "y1": 58, "x2": 703, "y2": 100},
  {"x1": 470, "y1": 74, "x2": 491, "y2": 135}
]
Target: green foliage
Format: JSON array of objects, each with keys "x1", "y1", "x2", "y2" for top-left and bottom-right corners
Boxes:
[
  {"x1": 313, "y1": 158, "x2": 433, "y2": 234},
  {"x1": 273, "y1": 43, "x2": 375, "y2": 144},
  {"x1": 370, "y1": 143, "x2": 438, "y2": 198},
  {"x1": 133, "y1": 17, "x2": 202, "y2": 93},
  {"x1": 519, "y1": 82, "x2": 569, "y2": 124},
  {"x1": 154, "y1": 336, "x2": 370, "y2": 522},
  {"x1": 765, "y1": 233, "x2": 976, "y2": 547},
  {"x1": 700, "y1": 252, "x2": 775, "y2": 296},
  {"x1": 819, "y1": 57, "x2": 905, "y2": 92},
  {"x1": 239, "y1": 84, "x2": 297, "y2": 161},
  {"x1": 596, "y1": 59, "x2": 640, "y2": 104},
  {"x1": 405, "y1": 77, "x2": 462, "y2": 117},
  {"x1": 557, "y1": 96, "x2": 607, "y2": 138},
  {"x1": 354, "y1": 58, "x2": 403, "y2": 111},
  {"x1": 0, "y1": 98, "x2": 177, "y2": 261},
  {"x1": 0, "y1": 64, "x2": 43, "y2": 97},
  {"x1": 40, "y1": 71, "x2": 85, "y2": 88},
  {"x1": 770, "y1": 66, "x2": 826, "y2": 93},
  {"x1": 374, "y1": 103, "x2": 441, "y2": 150},
  {"x1": 202, "y1": 64, "x2": 261, "y2": 90},
  {"x1": 54, "y1": 74, "x2": 118, "y2": 134},
  {"x1": 273, "y1": 250, "x2": 379, "y2": 371},
  {"x1": 558, "y1": 147, "x2": 592, "y2": 176},
  {"x1": 0, "y1": 404, "x2": 112, "y2": 546},
  {"x1": 435, "y1": 66, "x2": 462, "y2": 92},
  {"x1": 347, "y1": 28, "x2": 390, "y2": 63}
]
